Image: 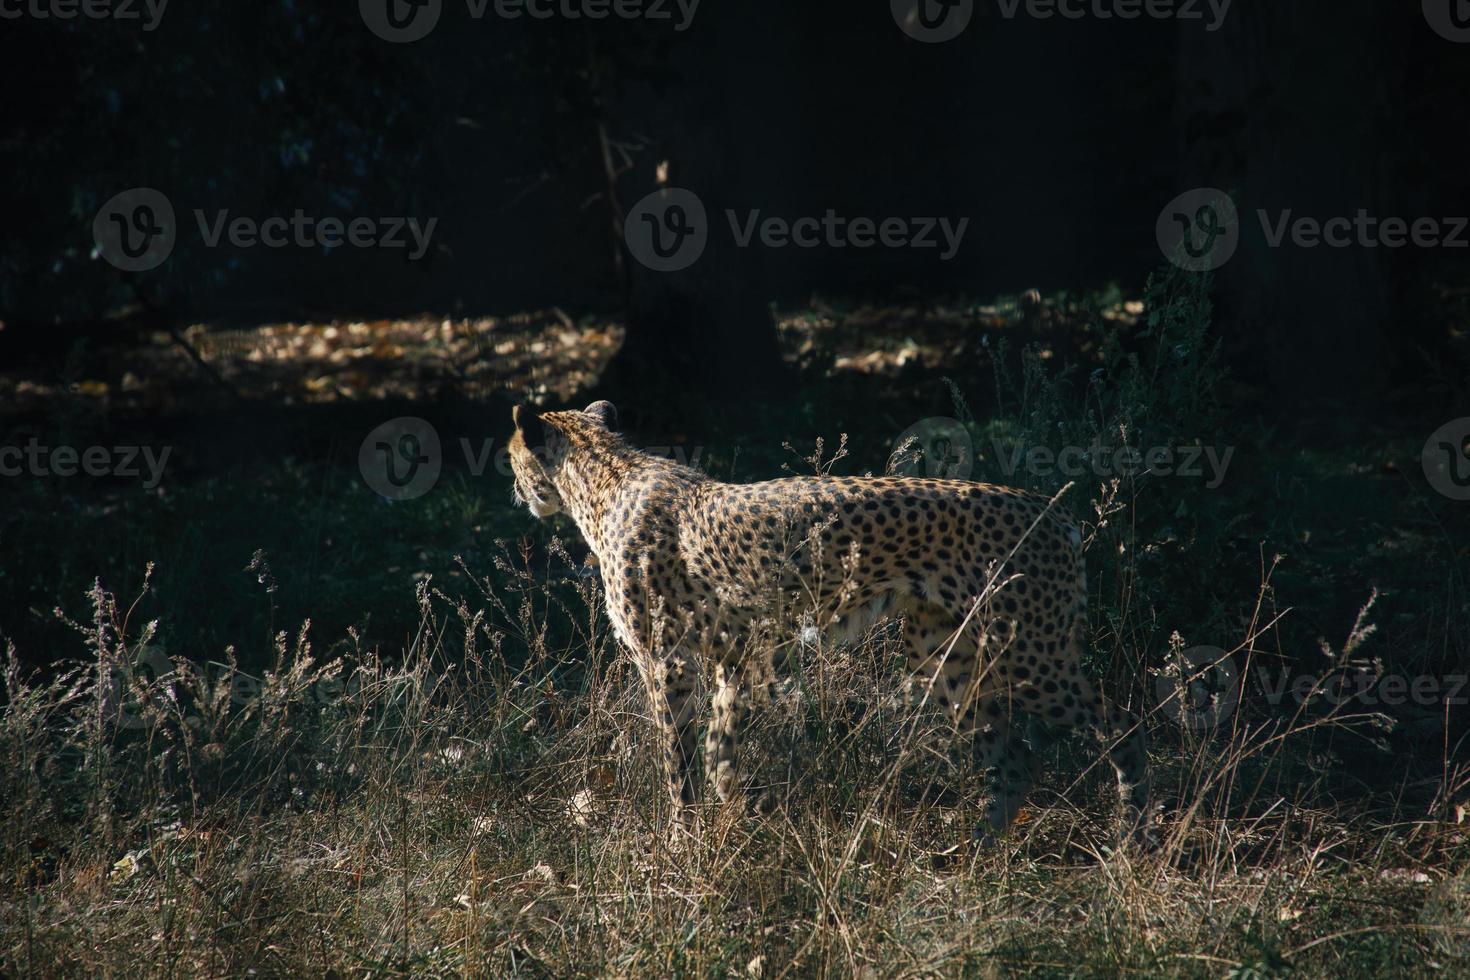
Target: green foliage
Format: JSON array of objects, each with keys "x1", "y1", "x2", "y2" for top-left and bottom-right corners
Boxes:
[{"x1": 961, "y1": 267, "x2": 1244, "y2": 680}]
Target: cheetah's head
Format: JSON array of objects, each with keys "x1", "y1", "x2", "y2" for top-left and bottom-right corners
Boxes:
[{"x1": 509, "y1": 400, "x2": 619, "y2": 518}]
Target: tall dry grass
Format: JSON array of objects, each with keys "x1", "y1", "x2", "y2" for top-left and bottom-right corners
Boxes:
[{"x1": 2, "y1": 543, "x2": 1466, "y2": 978}]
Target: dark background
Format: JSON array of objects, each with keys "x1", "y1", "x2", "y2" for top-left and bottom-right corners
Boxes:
[{"x1": 4, "y1": 0, "x2": 1465, "y2": 399}]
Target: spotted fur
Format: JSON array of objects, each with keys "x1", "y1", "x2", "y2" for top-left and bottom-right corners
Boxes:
[{"x1": 509, "y1": 401, "x2": 1153, "y2": 845}]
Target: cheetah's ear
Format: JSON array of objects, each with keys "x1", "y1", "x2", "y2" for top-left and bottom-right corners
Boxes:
[
  {"x1": 512, "y1": 404, "x2": 548, "y2": 445},
  {"x1": 583, "y1": 400, "x2": 618, "y2": 431}
]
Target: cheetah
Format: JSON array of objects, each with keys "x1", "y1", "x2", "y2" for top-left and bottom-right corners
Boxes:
[{"x1": 508, "y1": 400, "x2": 1154, "y2": 846}]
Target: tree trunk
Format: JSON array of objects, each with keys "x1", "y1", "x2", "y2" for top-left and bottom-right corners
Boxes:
[
  {"x1": 604, "y1": 6, "x2": 786, "y2": 399},
  {"x1": 1175, "y1": 0, "x2": 1395, "y2": 403}
]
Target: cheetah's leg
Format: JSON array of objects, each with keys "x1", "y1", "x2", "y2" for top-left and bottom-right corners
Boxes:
[
  {"x1": 650, "y1": 649, "x2": 702, "y2": 820},
  {"x1": 1022, "y1": 653, "x2": 1154, "y2": 847},
  {"x1": 960, "y1": 694, "x2": 1036, "y2": 840},
  {"x1": 1071, "y1": 679, "x2": 1155, "y2": 848},
  {"x1": 705, "y1": 661, "x2": 757, "y2": 805},
  {"x1": 902, "y1": 602, "x2": 1035, "y2": 841}
]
